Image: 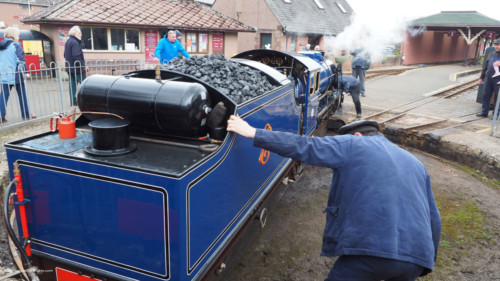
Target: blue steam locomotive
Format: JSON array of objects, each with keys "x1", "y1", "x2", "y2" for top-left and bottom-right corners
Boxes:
[{"x1": 3, "y1": 49, "x2": 342, "y2": 281}]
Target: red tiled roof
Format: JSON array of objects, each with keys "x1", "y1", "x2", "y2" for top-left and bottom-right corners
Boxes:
[{"x1": 23, "y1": 0, "x2": 255, "y2": 32}]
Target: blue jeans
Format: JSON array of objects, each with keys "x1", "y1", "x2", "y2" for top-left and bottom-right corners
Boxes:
[
  {"x1": 349, "y1": 83, "x2": 362, "y2": 114},
  {"x1": 0, "y1": 83, "x2": 31, "y2": 119},
  {"x1": 325, "y1": 255, "x2": 425, "y2": 281},
  {"x1": 352, "y1": 67, "x2": 367, "y2": 95}
]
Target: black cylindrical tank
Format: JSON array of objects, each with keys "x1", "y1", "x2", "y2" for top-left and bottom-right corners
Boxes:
[{"x1": 78, "y1": 75, "x2": 211, "y2": 136}]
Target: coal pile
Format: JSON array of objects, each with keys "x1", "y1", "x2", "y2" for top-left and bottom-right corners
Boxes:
[{"x1": 163, "y1": 55, "x2": 278, "y2": 104}]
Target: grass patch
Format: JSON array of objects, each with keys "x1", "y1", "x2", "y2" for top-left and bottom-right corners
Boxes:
[
  {"x1": 433, "y1": 189, "x2": 493, "y2": 271},
  {"x1": 457, "y1": 165, "x2": 500, "y2": 190}
]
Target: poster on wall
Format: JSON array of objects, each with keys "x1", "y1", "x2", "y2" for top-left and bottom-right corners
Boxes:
[
  {"x1": 145, "y1": 29, "x2": 158, "y2": 63},
  {"x1": 212, "y1": 33, "x2": 223, "y2": 50},
  {"x1": 58, "y1": 26, "x2": 70, "y2": 45}
]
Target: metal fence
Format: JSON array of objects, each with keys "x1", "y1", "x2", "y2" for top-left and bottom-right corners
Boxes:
[{"x1": 0, "y1": 59, "x2": 153, "y2": 130}]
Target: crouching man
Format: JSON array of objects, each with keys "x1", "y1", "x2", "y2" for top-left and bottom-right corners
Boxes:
[{"x1": 227, "y1": 116, "x2": 442, "y2": 281}]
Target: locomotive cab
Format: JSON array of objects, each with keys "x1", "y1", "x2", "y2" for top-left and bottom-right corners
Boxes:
[{"x1": 234, "y1": 49, "x2": 342, "y2": 135}]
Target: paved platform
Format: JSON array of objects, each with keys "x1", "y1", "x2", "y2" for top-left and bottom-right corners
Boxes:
[{"x1": 338, "y1": 64, "x2": 500, "y2": 180}]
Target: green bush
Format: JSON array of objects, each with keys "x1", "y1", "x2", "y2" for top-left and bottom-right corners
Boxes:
[{"x1": 334, "y1": 56, "x2": 348, "y2": 64}]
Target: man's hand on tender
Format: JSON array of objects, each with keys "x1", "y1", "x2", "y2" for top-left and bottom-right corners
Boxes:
[{"x1": 227, "y1": 114, "x2": 256, "y2": 139}]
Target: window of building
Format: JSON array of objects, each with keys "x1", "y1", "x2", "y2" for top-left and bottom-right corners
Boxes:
[
  {"x1": 19, "y1": 4, "x2": 29, "y2": 9},
  {"x1": 314, "y1": 0, "x2": 324, "y2": 9},
  {"x1": 92, "y1": 28, "x2": 108, "y2": 50},
  {"x1": 185, "y1": 32, "x2": 209, "y2": 53},
  {"x1": 336, "y1": 2, "x2": 347, "y2": 13},
  {"x1": 81, "y1": 27, "x2": 140, "y2": 51},
  {"x1": 261, "y1": 33, "x2": 272, "y2": 49}
]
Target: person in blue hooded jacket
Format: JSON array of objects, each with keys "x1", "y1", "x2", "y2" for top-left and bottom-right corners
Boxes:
[
  {"x1": 154, "y1": 30, "x2": 190, "y2": 64},
  {"x1": 337, "y1": 75, "x2": 362, "y2": 118},
  {"x1": 351, "y1": 48, "x2": 371, "y2": 97},
  {"x1": 226, "y1": 116, "x2": 442, "y2": 281},
  {"x1": 0, "y1": 27, "x2": 34, "y2": 123}
]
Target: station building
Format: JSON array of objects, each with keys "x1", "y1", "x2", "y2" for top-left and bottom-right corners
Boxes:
[
  {"x1": 404, "y1": 11, "x2": 500, "y2": 65},
  {"x1": 21, "y1": 0, "x2": 254, "y2": 64}
]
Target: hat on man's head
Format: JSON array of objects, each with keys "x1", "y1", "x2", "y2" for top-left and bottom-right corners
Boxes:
[
  {"x1": 493, "y1": 38, "x2": 500, "y2": 45},
  {"x1": 338, "y1": 120, "x2": 380, "y2": 135},
  {"x1": 175, "y1": 30, "x2": 182, "y2": 38}
]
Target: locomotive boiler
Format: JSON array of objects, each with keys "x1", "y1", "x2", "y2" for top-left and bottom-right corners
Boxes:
[{"x1": 3, "y1": 50, "x2": 342, "y2": 281}]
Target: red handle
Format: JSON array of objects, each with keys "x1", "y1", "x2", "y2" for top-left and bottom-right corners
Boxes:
[{"x1": 50, "y1": 117, "x2": 60, "y2": 132}]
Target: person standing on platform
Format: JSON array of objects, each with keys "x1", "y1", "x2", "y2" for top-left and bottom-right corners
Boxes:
[
  {"x1": 350, "y1": 48, "x2": 370, "y2": 97},
  {"x1": 154, "y1": 30, "x2": 190, "y2": 64},
  {"x1": 64, "y1": 25, "x2": 89, "y2": 106},
  {"x1": 0, "y1": 27, "x2": 35, "y2": 123},
  {"x1": 477, "y1": 38, "x2": 500, "y2": 118},
  {"x1": 226, "y1": 117, "x2": 442, "y2": 281}
]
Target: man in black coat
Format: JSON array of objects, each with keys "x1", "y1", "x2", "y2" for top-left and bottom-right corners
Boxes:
[{"x1": 64, "y1": 26, "x2": 89, "y2": 106}]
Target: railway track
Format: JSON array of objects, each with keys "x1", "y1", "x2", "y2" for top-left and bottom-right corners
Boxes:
[
  {"x1": 364, "y1": 78, "x2": 481, "y2": 136},
  {"x1": 365, "y1": 68, "x2": 417, "y2": 80}
]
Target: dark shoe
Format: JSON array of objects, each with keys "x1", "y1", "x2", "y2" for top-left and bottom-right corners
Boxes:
[
  {"x1": 476, "y1": 113, "x2": 488, "y2": 117},
  {"x1": 22, "y1": 114, "x2": 37, "y2": 121},
  {"x1": 1, "y1": 118, "x2": 7, "y2": 123}
]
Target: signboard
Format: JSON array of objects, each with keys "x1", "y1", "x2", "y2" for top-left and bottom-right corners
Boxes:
[
  {"x1": 486, "y1": 31, "x2": 496, "y2": 39},
  {"x1": 58, "y1": 26, "x2": 70, "y2": 45},
  {"x1": 145, "y1": 29, "x2": 158, "y2": 63},
  {"x1": 212, "y1": 33, "x2": 223, "y2": 50}
]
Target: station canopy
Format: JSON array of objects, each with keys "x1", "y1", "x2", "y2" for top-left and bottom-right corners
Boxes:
[
  {"x1": 409, "y1": 11, "x2": 500, "y2": 42},
  {"x1": 408, "y1": 11, "x2": 500, "y2": 63}
]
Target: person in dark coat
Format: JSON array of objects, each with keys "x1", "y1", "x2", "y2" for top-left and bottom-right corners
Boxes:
[
  {"x1": 477, "y1": 38, "x2": 500, "y2": 118},
  {"x1": 351, "y1": 48, "x2": 371, "y2": 97},
  {"x1": 0, "y1": 27, "x2": 34, "y2": 123},
  {"x1": 64, "y1": 25, "x2": 89, "y2": 106},
  {"x1": 337, "y1": 75, "x2": 362, "y2": 118},
  {"x1": 226, "y1": 116, "x2": 442, "y2": 281}
]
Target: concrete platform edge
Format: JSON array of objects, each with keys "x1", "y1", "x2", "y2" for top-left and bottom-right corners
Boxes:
[{"x1": 383, "y1": 124, "x2": 500, "y2": 181}]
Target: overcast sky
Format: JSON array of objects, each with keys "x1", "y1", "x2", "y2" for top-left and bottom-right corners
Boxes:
[{"x1": 346, "y1": 0, "x2": 500, "y2": 21}]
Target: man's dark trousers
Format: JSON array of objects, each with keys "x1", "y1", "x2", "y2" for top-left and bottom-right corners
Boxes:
[{"x1": 325, "y1": 255, "x2": 425, "y2": 281}]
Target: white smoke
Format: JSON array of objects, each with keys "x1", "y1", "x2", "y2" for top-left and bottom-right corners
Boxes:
[{"x1": 324, "y1": 12, "x2": 424, "y2": 62}]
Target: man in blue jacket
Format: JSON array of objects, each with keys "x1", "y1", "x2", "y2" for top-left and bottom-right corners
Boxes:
[
  {"x1": 337, "y1": 75, "x2": 362, "y2": 118},
  {"x1": 226, "y1": 116, "x2": 442, "y2": 281},
  {"x1": 351, "y1": 48, "x2": 371, "y2": 97},
  {"x1": 154, "y1": 30, "x2": 190, "y2": 64}
]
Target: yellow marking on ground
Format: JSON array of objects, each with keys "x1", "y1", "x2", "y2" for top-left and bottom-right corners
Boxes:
[{"x1": 475, "y1": 127, "x2": 492, "y2": 134}]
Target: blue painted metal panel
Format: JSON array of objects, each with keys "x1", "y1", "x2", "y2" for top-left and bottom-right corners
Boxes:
[
  {"x1": 187, "y1": 84, "x2": 299, "y2": 272},
  {"x1": 19, "y1": 164, "x2": 168, "y2": 276}
]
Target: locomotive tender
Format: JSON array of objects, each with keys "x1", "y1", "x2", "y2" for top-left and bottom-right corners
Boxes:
[{"x1": 4, "y1": 50, "x2": 342, "y2": 281}]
